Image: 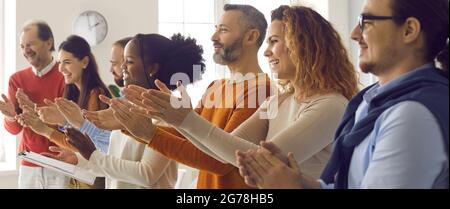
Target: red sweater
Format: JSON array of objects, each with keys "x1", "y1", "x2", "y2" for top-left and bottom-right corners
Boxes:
[{"x1": 4, "y1": 64, "x2": 65, "y2": 167}]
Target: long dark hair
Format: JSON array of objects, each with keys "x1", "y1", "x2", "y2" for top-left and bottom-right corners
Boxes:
[
  {"x1": 59, "y1": 35, "x2": 111, "y2": 109},
  {"x1": 132, "y1": 33, "x2": 205, "y2": 90},
  {"x1": 391, "y1": 0, "x2": 449, "y2": 77}
]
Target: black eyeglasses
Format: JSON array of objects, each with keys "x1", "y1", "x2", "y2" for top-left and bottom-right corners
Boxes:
[{"x1": 358, "y1": 14, "x2": 395, "y2": 32}]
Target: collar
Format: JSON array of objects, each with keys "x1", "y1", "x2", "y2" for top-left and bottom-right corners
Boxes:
[
  {"x1": 32, "y1": 57, "x2": 57, "y2": 78},
  {"x1": 363, "y1": 63, "x2": 434, "y2": 103},
  {"x1": 227, "y1": 73, "x2": 267, "y2": 84}
]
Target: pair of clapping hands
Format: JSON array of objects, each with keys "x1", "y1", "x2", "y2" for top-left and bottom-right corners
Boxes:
[
  {"x1": 41, "y1": 79, "x2": 194, "y2": 164},
  {"x1": 14, "y1": 88, "x2": 84, "y2": 135}
]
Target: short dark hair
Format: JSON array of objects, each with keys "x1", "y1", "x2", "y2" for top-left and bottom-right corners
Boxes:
[
  {"x1": 22, "y1": 20, "x2": 55, "y2": 51},
  {"x1": 113, "y1": 37, "x2": 133, "y2": 49},
  {"x1": 390, "y1": 0, "x2": 449, "y2": 75},
  {"x1": 224, "y1": 4, "x2": 268, "y2": 48}
]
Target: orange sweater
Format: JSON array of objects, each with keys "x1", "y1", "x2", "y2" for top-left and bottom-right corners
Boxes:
[
  {"x1": 48, "y1": 88, "x2": 109, "y2": 152},
  {"x1": 148, "y1": 75, "x2": 274, "y2": 189}
]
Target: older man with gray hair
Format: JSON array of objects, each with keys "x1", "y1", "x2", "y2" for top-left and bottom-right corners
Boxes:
[{"x1": 0, "y1": 20, "x2": 67, "y2": 189}]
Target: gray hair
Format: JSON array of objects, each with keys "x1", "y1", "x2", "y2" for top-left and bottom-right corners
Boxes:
[
  {"x1": 22, "y1": 20, "x2": 55, "y2": 51},
  {"x1": 224, "y1": 4, "x2": 268, "y2": 48}
]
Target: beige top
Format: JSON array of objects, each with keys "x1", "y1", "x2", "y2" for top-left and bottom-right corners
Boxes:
[
  {"x1": 77, "y1": 130, "x2": 177, "y2": 189},
  {"x1": 179, "y1": 93, "x2": 348, "y2": 178}
]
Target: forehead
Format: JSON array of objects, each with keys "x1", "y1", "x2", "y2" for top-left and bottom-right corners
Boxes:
[
  {"x1": 219, "y1": 10, "x2": 244, "y2": 28},
  {"x1": 363, "y1": 0, "x2": 393, "y2": 15},
  {"x1": 58, "y1": 49, "x2": 75, "y2": 59},
  {"x1": 20, "y1": 26, "x2": 39, "y2": 41},
  {"x1": 268, "y1": 20, "x2": 284, "y2": 36},
  {"x1": 124, "y1": 40, "x2": 139, "y2": 55}
]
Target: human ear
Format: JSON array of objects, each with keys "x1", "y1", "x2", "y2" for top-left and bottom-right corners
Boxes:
[
  {"x1": 244, "y1": 29, "x2": 261, "y2": 47},
  {"x1": 403, "y1": 17, "x2": 421, "y2": 44},
  {"x1": 81, "y1": 56, "x2": 90, "y2": 69}
]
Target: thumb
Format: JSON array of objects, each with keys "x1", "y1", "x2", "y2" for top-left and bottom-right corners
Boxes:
[
  {"x1": 1, "y1": 94, "x2": 10, "y2": 103},
  {"x1": 48, "y1": 146, "x2": 63, "y2": 153},
  {"x1": 44, "y1": 98, "x2": 56, "y2": 107},
  {"x1": 287, "y1": 152, "x2": 299, "y2": 170},
  {"x1": 155, "y1": 79, "x2": 171, "y2": 94},
  {"x1": 34, "y1": 103, "x2": 39, "y2": 112},
  {"x1": 99, "y1": 95, "x2": 112, "y2": 105},
  {"x1": 177, "y1": 81, "x2": 191, "y2": 107}
]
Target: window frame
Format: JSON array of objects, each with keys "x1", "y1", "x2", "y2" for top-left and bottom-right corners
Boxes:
[{"x1": 0, "y1": 0, "x2": 18, "y2": 174}]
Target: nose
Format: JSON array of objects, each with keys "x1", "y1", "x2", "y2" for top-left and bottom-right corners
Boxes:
[
  {"x1": 120, "y1": 61, "x2": 126, "y2": 71},
  {"x1": 351, "y1": 24, "x2": 362, "y2": 42},
  {"x1": 211, "y1": 30, "x2": 219, "y2": 42},
  {"x1": 264, "y1": 45, "x2": 272, "y2": 58},
  {"x1": 58, "y1": 64, "x2": 65, "y2": 73}
]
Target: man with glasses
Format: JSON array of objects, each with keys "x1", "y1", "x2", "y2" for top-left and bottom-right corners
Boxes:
[{"x1": 236, "y1": 0, "x2": 448, "y2": 189}]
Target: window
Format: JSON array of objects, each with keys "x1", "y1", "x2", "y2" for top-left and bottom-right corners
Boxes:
[
  {"x1": 159, "y1": 0, "x2": 218, "y2": 105},
  {"x1": 0, "y1": 0, "x2": 17, "y2": 172}
]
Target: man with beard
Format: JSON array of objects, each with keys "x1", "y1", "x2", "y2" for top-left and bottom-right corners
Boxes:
[
  {"x1": 110, "y1": 4, "x2": 275, "y2": 189},
  {"x1": 0, "y1": 20, "x2": 67, "y2": 189},
  {"x1": 108, "y1": 37, "x2": 132, "y2": 97}
]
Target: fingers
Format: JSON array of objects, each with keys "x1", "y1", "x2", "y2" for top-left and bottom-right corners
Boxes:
[
  {"x1": 141, "y1": 91, "x2": 169, "y2": 111},
  {"x1": 111, "y1": 100, "x2": 131, "y2": 122},
  {"x1": 129, "y1": 107, "x2": 152, "y2": 118},
  {"x1": 287, "y1": 152, "x2": 299, "y2": 170},
  {"x1": 123, "y1": 87, "x2": 145, "y2": 106},
  {"x1": 143, "y1": 89, "x2": 172, "y2": 102},
  {"x1": 253, "y1": 151, "x2": 274, "y2": 170},
  {"x1": 245, "y1": 154, "x2": 264, "y2": 185},
  {"x1": 1, "y1": 94, "x2": 9, "y2": 103},
  {"x1": 176, "y1": 81, "x2": 191, "y2": 102},
  {"x1": 44, "y1": 98, "x2": 56, "y2": 107},
  {"x1": 48, "y1": 146, "x2": 63, "y2": 153},
  {"x1": 155, "y1": 79, "x2": 171, "y2": 93},
  {"x1": 261, "y1": 141, "x2": 283, "y2": 155},
  {"x1": 55, "y1": 98, "x2": 77, "y2": 115},
  {"x1": 40, "y1": 152, "x2": 59, "y2": 160},
  {"x1": 127, "y1": 85, "x2": 148, "y2": 93},
  {"x1": 83, "y1": 110, "x2": 100, "y2": 122},
  {"x1": 99, "y1": 95, "x2": 112, "y2": 105}
]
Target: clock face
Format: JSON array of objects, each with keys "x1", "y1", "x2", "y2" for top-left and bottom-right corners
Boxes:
[{"x1": 73, "y1": 11, "x2": 108, "y2": 47}]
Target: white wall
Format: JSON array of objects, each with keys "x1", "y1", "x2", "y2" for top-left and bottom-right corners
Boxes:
[
  {"x1": 16, "y1": 0, "x2": 158, "y2": 86},
  {"x1": 349, "y1": 0, "x2": 377, "y2": 87}
]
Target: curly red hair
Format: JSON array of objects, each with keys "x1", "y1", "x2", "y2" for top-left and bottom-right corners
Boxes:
[{"x1": 273, "y1": 6, "x2": 359, "y2": 100}]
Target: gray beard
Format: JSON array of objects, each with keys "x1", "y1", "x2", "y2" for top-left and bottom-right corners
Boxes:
[{"x1": 213, "y1": 39, "x2": 243, "y2": 65}]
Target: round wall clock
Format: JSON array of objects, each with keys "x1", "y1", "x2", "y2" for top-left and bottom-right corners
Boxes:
[{"x1": 73, "y1": 10, "x2": 108, "y2": 47}]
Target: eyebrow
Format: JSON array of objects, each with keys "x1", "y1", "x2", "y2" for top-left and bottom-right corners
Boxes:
[
  {"x1": 361, "y1": 12, "x2": 377, "y2": 16},
  {"x1": 267, "y1": 35, "x2": 280, "y2": 42},
  {"x1": 216, "y1": 24, "x2": 229, "y2": 28}
]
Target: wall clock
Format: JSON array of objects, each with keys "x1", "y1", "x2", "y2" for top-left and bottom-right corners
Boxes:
[{"x1": 73, "y1": 10, "x2": 108, "y2": 47}]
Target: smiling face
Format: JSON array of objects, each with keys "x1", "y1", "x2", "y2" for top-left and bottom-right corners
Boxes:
[
  {"x1": 264, "y1": 20, "x2": 296, "y2": 80},
  {"x1": 351, "y1": 0, "x2": 404, "y2": 75},
  {"x1": 58, "y1": 49, "x2": 86, "y2": 86},
  {"x1": 121, "y1": 40, "x2": 148, "y2": 87},
  {"x1": 19, "y1": 25, "x2": 53, "y2": 69},
  {"x1": 211, "y1": 10, "x2": 246, "y2": 65}
]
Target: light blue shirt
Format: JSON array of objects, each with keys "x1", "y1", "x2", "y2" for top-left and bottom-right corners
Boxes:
[
  {"x1": 321, "y1": 64, "x2": 448, "y2": 189},
  {"x1": 77, "y1": 91, "x2": 124, "y2": 153},
  {"x1": 79, "y1": 120, "x2": 111, "y2": 153}
]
